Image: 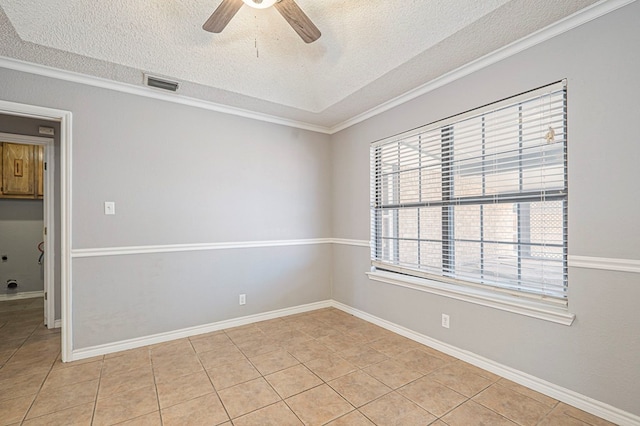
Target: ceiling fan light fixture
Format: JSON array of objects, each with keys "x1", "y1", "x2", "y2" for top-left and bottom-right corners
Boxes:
[
  {"x1": 242, "y1": 0, "x2": 277, "y2": 9},
  {"x1": 203, "y1": 0, "x2": 320, "y2": 43}
]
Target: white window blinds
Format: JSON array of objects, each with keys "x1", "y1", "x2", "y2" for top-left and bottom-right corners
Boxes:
[{"x1": 370, "y1": 81, "x2": 567, "y2": 302}]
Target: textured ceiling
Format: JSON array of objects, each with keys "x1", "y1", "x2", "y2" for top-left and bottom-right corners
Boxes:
[{"x1": 0, "y1": 0, "x2": 599, "y2": 129}]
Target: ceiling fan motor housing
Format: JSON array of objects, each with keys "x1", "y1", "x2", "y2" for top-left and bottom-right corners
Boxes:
[{"x1": 243, "y1": 0, "x2": 278, "y2": 9}]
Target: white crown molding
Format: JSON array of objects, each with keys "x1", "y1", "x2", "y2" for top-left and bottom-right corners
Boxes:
[
  {"x1": 0, "y1": 291, "x2": 44, "y2": 301},
  {"x1": 329, "y1": 0, "x2": 637, "y2": 134},
  {"x1": 331, "y1": 301, "x2": 640, "y2": 426},
  {"x1": 71, "y1": 300, "x2": 332, "y2": 360},
  {"x1": 2, "y1": 1, "x2": 632, "y2": 135},
  {"x1": 569, "y1": 255, "x2": 640, "y2": 274},
  {"x1": 0, "y1": 56, "x2": 332, "y2": 135}
]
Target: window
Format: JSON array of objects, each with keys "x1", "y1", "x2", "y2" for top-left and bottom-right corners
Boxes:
[{"x1": 370, "y1": 82, "x2": 567, "y2": 305}]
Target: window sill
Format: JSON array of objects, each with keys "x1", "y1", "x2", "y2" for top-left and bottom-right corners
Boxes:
[{"x1": 366, "y1": 270, "x2": 575, "y2": 326}]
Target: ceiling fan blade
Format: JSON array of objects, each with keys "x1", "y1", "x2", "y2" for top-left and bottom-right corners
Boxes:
[
  {"x1": 203, "y1": 0, "x2": 244, "y2": 33},
  {"x1": 273, "y1": 0, "x2": 321, "y2": 43}
]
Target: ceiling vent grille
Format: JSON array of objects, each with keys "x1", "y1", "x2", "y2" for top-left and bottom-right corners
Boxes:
[{"x1": 144, "y1": 74, "x2": 179, "y2": 92}]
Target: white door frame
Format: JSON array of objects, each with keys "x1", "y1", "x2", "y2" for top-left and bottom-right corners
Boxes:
[
  {"x1": 0, "y1": 132, "x2": 54, "y2": 327},
  {"x1": 0, "y1": 100, "x2": 72, "y2": 362}
]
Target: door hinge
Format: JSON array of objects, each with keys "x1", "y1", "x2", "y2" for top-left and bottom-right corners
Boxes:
[
  {"x1": 44, "y1": 227, "x2": 47, "y2": 235},
  {"x1": 44, "y1": 292, "x2": 47, "y2": 301},
  {"x1": 44, "y1": 162, "x2": 47, "y2": 171}
]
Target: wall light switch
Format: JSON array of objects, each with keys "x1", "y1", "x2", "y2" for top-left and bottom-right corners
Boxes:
[
  {"x1": 104, "y1": 201, "x2": 116, "y2": 215},
  {"x1": 441, "y1": 313, "x2": 450, "y2": 329}
]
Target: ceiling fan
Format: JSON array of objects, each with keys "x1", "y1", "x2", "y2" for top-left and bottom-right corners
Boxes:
[{"x1": 203, "y1": 0, "x2": 321, "y2": 44}]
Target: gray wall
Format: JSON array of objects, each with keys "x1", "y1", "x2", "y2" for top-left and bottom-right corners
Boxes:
[
  {"x1": 0, "y1": 199, "x2": 44, "y2": 295},
  {"x1": 0, "y1": 69, "x2": 333, "y2": 349},
  {"x1": 0, "y1": 0, "x2": 638, "y2": 418},
  {"x1": 73, "y1": 245, "x2": 331, "y2": 348},
  {"x1": 330, "y1": 1, "x2": 640, "y2": 416}
]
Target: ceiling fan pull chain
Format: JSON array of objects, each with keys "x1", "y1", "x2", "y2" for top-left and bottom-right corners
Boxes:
[{"x1": 255, "y1": 15, "x2": 260, "y2": 58}]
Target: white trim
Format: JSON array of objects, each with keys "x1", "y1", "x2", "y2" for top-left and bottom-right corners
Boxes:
[
  {"x1": 68, "y1": 297, "x2": 640, "y2": 425},
  {"x1": 0, "y1": 99, "x2": 73, "y2": 362},
  {"x1": 0, "y1": 291, "x2": 44, "y2": 301},
  {"x1": 0, "y1": 132, "x2": 56, "y2": 329},
  {"x1": 71, "y1": 238, "x2": 335, "y2": 258},
  {"x1": 70, "y1": 238, "x2": 370, "y2": 257},
  {"x1": 1, "y1": 1, "x2": 632, "y2": 135},
  {"x1": 0, "y1": 56, "x2": 330, "y2": 135},
  {"x1": 329, "y1": 0, "x2": 636, "y2": 133},
  {"x1": 70, "y1": 241, "x2": 639, "y2": 276},
  {"x1": 60, "y1": 110, "x2": 73, "y2": 362},
  {"x1": 366, "y1": 270, "x2": 575, "y2": 326},
  {"x1": 331, "y1": 301, "x2": 640, "y2": 426},
  {"x1": 53, "y1": 319, "x2": 62, "y2": 329},
  {"x1": 569, "y1": 255, "x2": 640, "y2": 274},
  {"x1": 43, "y1": 142, "x2": 56, "y2": 328},
  {"x1": 331, "y1": 238, "x2": 370, "y2": 248},
  {"x1": 71, "y1": 300, "x2": 332, "y2": 360},
  {"x1": 0, "y1": 132, "x2": 51, "y2": 144}
]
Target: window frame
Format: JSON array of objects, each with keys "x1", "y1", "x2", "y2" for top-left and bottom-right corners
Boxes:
[{"x1": 368, "y1": 81, "x2": 573, "y2": 324}]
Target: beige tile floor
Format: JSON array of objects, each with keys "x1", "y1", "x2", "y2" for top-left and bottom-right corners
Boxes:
[{"x1": 0, "y1": 299, "x2": 617, "y2": 425}]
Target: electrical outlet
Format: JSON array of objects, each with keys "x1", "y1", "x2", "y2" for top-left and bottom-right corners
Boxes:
[
  {"x1": 239, "y1": 294, "x2": 246, "y2": 305},
  {"x1": 104, "y1": 201, "x2": 116, "y2": 215},
  {"x1": 441, "y1": 313, "x2": 450, "y2": 329}
]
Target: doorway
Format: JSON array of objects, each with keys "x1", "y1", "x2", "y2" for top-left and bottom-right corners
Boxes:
[
  {"x1": 0, "y1": 99, "x2": 71, "y2": 361},
  {"x1": 0, "y1": 132, "x2": 55, "y2": 328}
]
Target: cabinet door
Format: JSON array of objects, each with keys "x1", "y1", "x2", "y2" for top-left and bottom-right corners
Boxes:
[
  {"x1": 2, "y1": 142, "x2": 35, "y2": 196},
  {"x1": 36, "y1": 145, "x2": 44, "y2": 198}
]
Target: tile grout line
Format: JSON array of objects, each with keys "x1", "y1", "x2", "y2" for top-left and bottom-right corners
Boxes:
[
  {"x1": 288, "y1": 315, "x2": 473, "y2": 425},
  {"x1": 89, "y1": 355, "x2": 105, "y2": 426},
  {"x1": 149, "y1": 345, "x2": 166, "y2": 425},
  {"x1": 4, "y1": 305, "x2": 612, "y2": 426},
  {"x1": 223, "y1": 327, "x2": 294, "y2": 423},
  {"x1": 17, "y1": 329, "x2": 59, "y2": 425},
  {"x1": 230, "y1": 335, "x2": 291, "y2": 423},
  {"x1": 4, "y1": 317, "x2": 40, "y2": 368},
  {"x1": 470, "y1": 382, "x2": 557, "y2": 425},
  {"x1": 189, "y1": 334, "x2": 232, "y2": 424},
  {"x1": 227, "y1": 322, "x2": 325, "y2": 425}
]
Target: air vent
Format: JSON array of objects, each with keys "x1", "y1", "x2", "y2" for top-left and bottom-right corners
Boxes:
[{"x1": 144, "y1": 74, "x2": 179, "y2": 92}]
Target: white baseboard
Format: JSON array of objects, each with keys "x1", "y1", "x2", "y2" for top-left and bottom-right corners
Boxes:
[
  {"x1": 330, "y1": 301, "x2": 640, "y2": 426},
  {"x1": 71, "y1": 300, "x2": 332, "y2": 361},
  {"x1": 53, "y1": 319, "x2": 62, "y2": 329},
  {"x1": 0, "y1": 291, "x2": 44, "y2": 301},
  {"x1": 67, "y1": 297, "x2": 638, "y2": 425}
]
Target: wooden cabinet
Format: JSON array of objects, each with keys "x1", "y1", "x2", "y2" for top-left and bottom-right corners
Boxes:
[{"x1": 0, "y1": 142, "x2": 44, "y2": 200}]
